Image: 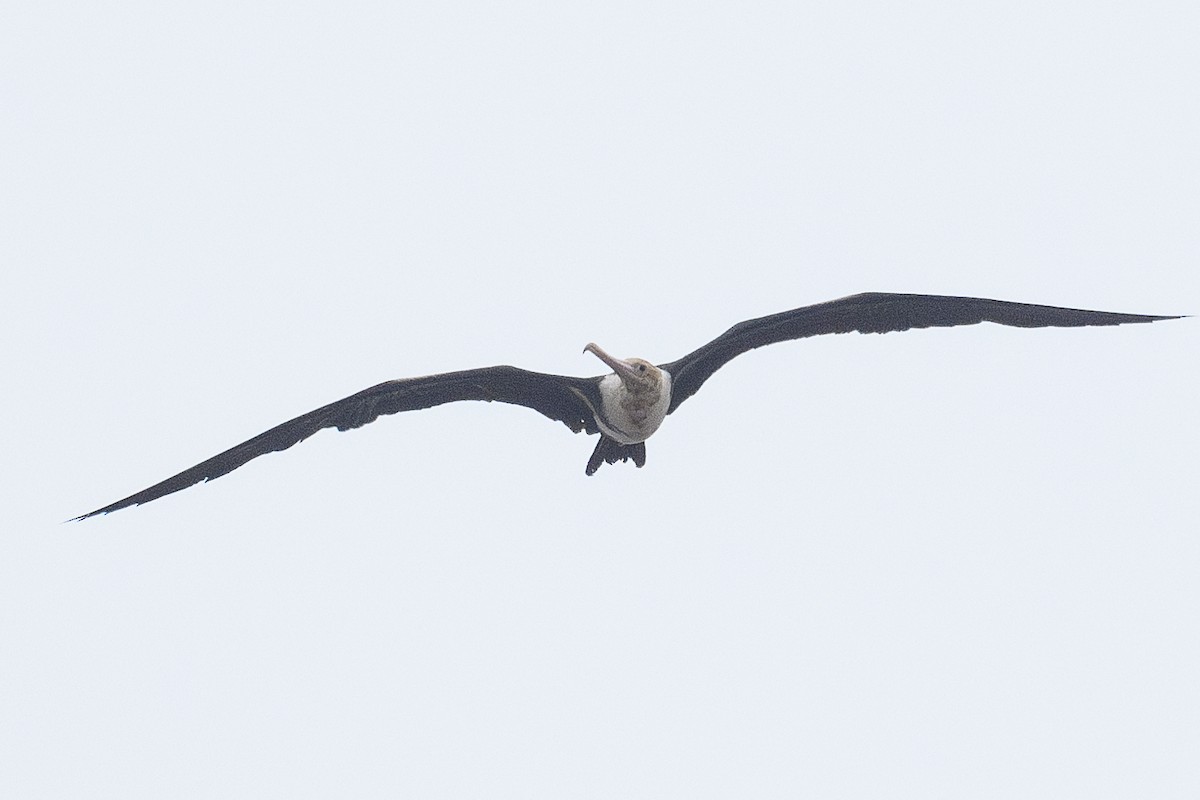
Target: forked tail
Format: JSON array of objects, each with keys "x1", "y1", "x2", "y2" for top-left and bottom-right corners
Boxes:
[{"x1": 585, "y1": 436, "x2": 647, "y2": 476}]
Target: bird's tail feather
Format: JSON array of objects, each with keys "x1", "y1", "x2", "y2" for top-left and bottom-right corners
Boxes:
[{"x1": 585, "y1": 436, "x2": 646, "y2": 476}]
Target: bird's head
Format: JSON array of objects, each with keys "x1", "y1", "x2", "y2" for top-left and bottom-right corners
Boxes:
[{"x1": 584, "y1": 343, "x2": 664, "y2": 394}]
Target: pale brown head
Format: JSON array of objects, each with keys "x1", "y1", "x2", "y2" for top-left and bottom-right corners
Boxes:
[{"x1": 583, "y1": 343, "x2": 665, "y2": 396}]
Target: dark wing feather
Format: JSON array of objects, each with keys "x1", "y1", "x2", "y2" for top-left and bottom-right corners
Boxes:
[
  {"x1": 74, "y1": 366, "x2": 600, "y2": 519},
  {"x1": 660, "y1": 292, "x2": 1182, "y2": 413}
]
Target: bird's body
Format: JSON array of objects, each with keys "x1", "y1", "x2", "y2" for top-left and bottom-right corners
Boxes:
[
  {"x1": 578, "y1": 351, "x2": 672, "y2": 445},
  {"x1": 74, "y1": 292, "x2": 1182, "y2": 520}
]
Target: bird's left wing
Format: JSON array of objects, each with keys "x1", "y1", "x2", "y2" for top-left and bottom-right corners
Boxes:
[
  {"x1": 73, "y1": 366, "x2": 600, "y2": 519},
  {"x1": 659, "y1": 292, "x2": 1182, "y2": 414}
]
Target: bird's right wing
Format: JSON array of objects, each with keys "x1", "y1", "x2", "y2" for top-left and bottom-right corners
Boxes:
[
  {"x1": 74, "y1": 366, "x2": 600, "y2": 519},
  {"x1": 659, "y1": 292, "x2": 1181, "y2": 414}
]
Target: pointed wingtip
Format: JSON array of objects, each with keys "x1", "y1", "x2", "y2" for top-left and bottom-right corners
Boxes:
[{"x1": 68, "y1": 500, "x2": 133, "y2": 522}]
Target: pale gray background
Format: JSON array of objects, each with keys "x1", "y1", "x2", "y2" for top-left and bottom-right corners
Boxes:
[{"x1": 2, "y1": 1, "x2": 1197, "y2": 797}]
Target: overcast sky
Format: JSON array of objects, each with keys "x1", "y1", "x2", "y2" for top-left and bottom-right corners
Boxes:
[{"x1": 2, "y1": 2, "x2": 1198, "y2": 798}]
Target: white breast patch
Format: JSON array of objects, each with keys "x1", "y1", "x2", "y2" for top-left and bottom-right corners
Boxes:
[{"x1": 595, "y1": 371, "x2": 673, "y2": 444}]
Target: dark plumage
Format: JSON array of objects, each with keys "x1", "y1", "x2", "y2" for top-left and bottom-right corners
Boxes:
[{"x1": 74, "y1": 292, "x2": 1181, "y2": 519}]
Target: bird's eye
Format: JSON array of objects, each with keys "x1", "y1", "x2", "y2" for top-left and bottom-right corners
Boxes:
[{"x1": 638, "y1": 364, "x2": 646, "y2": 372}]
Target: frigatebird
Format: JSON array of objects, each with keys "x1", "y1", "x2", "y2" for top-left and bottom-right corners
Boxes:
[{"x1": 74, "y1": 292, "x2": 1180, "y2": 519}]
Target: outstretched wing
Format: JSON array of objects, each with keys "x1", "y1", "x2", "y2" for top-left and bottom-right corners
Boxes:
[
  {"x1": 660, "y1": 292, "x2": 1182, "y2": 414},
  {"x1": 74, "y1": 366, "x2": 600, "y2": 519}
]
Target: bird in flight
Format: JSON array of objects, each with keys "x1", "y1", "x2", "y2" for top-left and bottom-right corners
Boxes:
[{"x1": 73, "y1": 292, "x2": 1181, "y2": 519}]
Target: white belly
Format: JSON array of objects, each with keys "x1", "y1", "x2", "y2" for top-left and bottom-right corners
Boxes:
[{"x1": 595, "y1": 372, "x2": 672, "y2": 444}]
